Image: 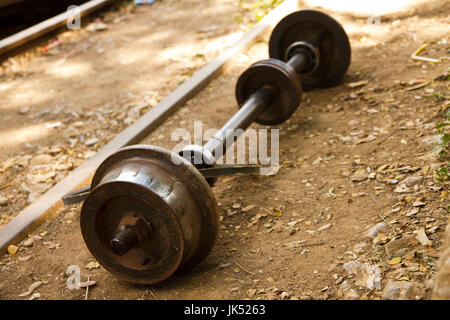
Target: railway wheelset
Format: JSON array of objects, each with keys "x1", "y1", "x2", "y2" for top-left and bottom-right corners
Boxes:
[{"x1": 69, "y1": 10, "x2": 351, "y2": 284}]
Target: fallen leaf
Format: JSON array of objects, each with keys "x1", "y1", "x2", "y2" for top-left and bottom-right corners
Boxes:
[
  {"x1": 406, "y1": 208, "x2": 420, "y2": 217},
  {"x1": 412, "y1": 201, "x2": 426, "y2": 207},
  {"x1": 318, "y1": 224, "x2": 332, "y2": 231},
  {"x1": 348, "y1": 80, "x2": 368, "y2": 88},
  {"x1": 7, "y1": 245, "x2": 18, "y2": 255},
  {"x1": 389, "y1": 257, "x2": 402, "y2": 265},
  {"x1": 22, "y1": 238, "x2": 34, "y2": 247},
  {"x1": 28, "y1": 293, "x2": 40, "y2": 300},
  {"x1": 43, "y1": 241, "x2": 60, "y2": 249},
  {"x1": 377, "y1": 233, "x2": 388, "y2": 242},
  {"x1": 241, "y1": 205, "x2": 255, "y2": 212},
  {"x1": 414, "y1": 228, "x2": 432, "y2": 246},
  {"x1": 18, "y1": 255, "x2": 32, "y2": 262},
  {"x1": 19, "y1": 281, "x2": 42, "y2": 297},
  {"x1": 78, "y1": 280, "x2": 96, "y2": 288},
  {"x1": 355, "y1": 134, "x2": 376, "y2": 145},
  {"x1": 31, "y1": 235, "x2": 43, "y2": 241},
  {"x1": 272, "y1": 209, "x2": 282, "y2": 217},
  {"x1": 246, "y1": 289, "x2": 256, "y2": 298},
  {"x1": 312, "y1": 157, "x2": 323, "y2": 165},
  {"x1": 394, "y1": 184, "x2": 410, "y2": 193},
  {"x1": 85, "y1": 261, "x2": 100, "y2": 270}
]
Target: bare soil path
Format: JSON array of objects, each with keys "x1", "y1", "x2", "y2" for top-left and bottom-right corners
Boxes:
[{"x1": 0, "y1": 0, "x2": 449, "y2": 300}]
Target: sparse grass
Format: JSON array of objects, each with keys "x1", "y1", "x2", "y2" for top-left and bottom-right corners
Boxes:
[
  {"x1": 436, "y1": 110, "x2": 450, "y2": 160},
  {"x1": 432, "y1": 92, "x2": 445, "y2": 101},
  {"x1": 435, "y1": 163, "x2": 450, "y2": 182},
  {"x1": 236, "y1": 0, "x2": 284, "y2": 26},
  {"x1": 435, "y1": 109, "x2": 450, "y2": 182}
]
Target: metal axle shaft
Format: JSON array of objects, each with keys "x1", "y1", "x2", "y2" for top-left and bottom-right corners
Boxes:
[{"x1": 203, "y1": 51, "x2": 309, "y2": 161}]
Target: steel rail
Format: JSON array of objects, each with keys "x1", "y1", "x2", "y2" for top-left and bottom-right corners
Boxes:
[{"x1": 0, "y1": 0, "x2": 299, "y2": 252}]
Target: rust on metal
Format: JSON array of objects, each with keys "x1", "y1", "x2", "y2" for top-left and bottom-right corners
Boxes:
[{"x1": 80, "y1": 145, "x2": 219, "y2": 284}]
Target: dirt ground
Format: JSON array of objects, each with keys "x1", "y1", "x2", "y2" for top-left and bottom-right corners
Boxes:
[{"x1": 0, "y1": 0, "x2": 449, "y2": 300}]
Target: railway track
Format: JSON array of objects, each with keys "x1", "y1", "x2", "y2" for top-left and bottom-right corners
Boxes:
[
  {"x1": 0, "y1": 0, "x2": 299, "y2": 253},
  {"x1": 0, "y1": 0, "x2": 120, "y2": 58}
]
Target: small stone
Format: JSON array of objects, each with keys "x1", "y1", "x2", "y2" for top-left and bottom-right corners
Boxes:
[
  {"x1": 85, "y1": 138, "x2": 99, "y2": 147},
  {"x1": 280, "y1": 291, "x2": 290, "y2": 299},
  {"x1": 344, "y1": 289, "x2": 360, "y2": 300},
  {"x1": 22, "y1": 238, "x2": 34, "y2": 247},
  {"x1": 72, "y1": 121, "x2": 85, "y2": 127},
  {"x1": 412, "y1": 201, "x2": 426, "y2": 207},
  {"x1": 24, "y1": 183, "x2": 52, "y2": 203},
  {"x1": 337, "y1": 280, "x2": 350, "y2": 298},
  {"x1": 123, "y1": 117, "x2": 134, "y2": 125},
  {"x1": 18, "y1": 106, "x2": 30, "y2": 115},
  {"x1": 366, "y1": 222, "x2": 388, "y2": 238},
  {"x1": 402, "y1": 176, "x2": 423, "y2": 186},
  {"x1": 353, "y1": 242, "x2": 367, "y2": 254},
  {"x1": 29, "y1": 154, "x2": 53, "y2": 166},
  {"x1": 351, "y1": 170, "x2": 367, "y2": 182},
  {"x1": 0, "y1": 195, "x2": 8, "y2": 206},
  {"x1": 386, "y1": 179, "x2": 398, "y2": 184},
  {"x1": 360, "y1": 263, "x2": 382, "y2": 289},
  {"x1": 394, "y1": 184, "x2": 411, "y2": 193},
  {"x1": 312, "y1": 157, "x2": 323, "y2": 165},
  {"x1": 385, "y1": 236, "x2": 415, "y2": 258},
  {"x1": 414, "y1": 228, "x2": 432, "y2": 246},
  {"x1": 86, "y1": 22, "x2": 108, "y2": 32},
  {"x1": 382, "y1": 280, "x2": 424, "y2": 300},
  {"x1": 343, "y1": 261, "x2": 361, "y2": 275},
  {"x1": 45, "y1": 121, "x2": 62, "y2": 128}
]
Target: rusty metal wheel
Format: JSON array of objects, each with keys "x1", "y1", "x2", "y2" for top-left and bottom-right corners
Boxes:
[
  {"x1": 235, "y1": 58, "x2": 302, "y2": 125},
  {"x1": 80, "y1": 145, "x2": 219, "y2": 284},
  {"x1": 269, "y1": 9, "x2": 351, "y2": 91}
]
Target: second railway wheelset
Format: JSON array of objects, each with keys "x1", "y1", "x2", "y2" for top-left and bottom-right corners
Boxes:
[{"x1": 65, "y1": 10, "x2": 352, "y2": 284}]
